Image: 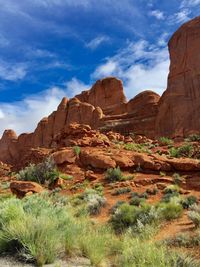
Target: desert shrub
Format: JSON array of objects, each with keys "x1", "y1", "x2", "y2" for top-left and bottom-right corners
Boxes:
[
  {"x1": 169, "y1": 143, "x2": 193, "y2": 158},
  {"x1": 181, "y1": 195, "x2": 198, "y2": 209},
  {"x1": 65, "y1": 219, "x2": 120, "y2": 266},
  {"x1": 160, "y1": 171, "x2": 166, "y2": 177},
  {"x1": 165, "y1": 232, "x2": 200, "y2": 248},
  {"x1": 73, "y1": 145, "x2": 81, "y2": 156},
  {"x1": 130, "y1": 191, "x2": 148, "y2": 199},
  {"x1": 111, "y1": 187, "x2": 131, "y2": 196},
  {"x1": 169, "y1": 147, "x2": 179, "y2": 158},
  {"x1": 110, "y1": 201, "x2": 126, "y2": 214},
  {"x1": 0, "y1": 193, "x2": 69, "y2": 266},
  {"x1": 175, "y1": 254, "x2": 200, "y2": 267},
  {"x1": 161, "y1": 192, "x2": 180, "y2": 203},
  {"x1": 16, "y1": 157, "x2": 59, "y2": 184},
  {"x1": 186, "y1": 134, "x2": 200, "y2": 142},
  {"x1": 159, "y1": 137, "x2": 174, "y2": 146},
  {"x1": 163, "y1": 184, "x2": 180, "y2": 195},
  {"x1": 124, "y1": 142, "x2": 151, "y2": 154},
  {"x1": 59, "y1": 174, "x2": 73, "y2": 180},
  {"x1": 146, "y1": 187, "x2": 158, "y2": 195},
  {"x1": 129, "y1": 196, "x2": 145, "y2": 206},
  {"x1": 129, "y1": 191, "x2": 149, "y2": 206},
  {"x1": 158, "y1": 200, "x2": 183, "y2": 221},
  {"x1": 110, "y1": 203, "x2": 160, "y2": 233},
  {"x1": 188, "y1": 204, "x2": 200, "y2": 227},
  {"x1": 92, "y1": 183, "x2": 104, "y2": 195},
  {"x1": 116, "y1": 233, "x2": 186, "y2": 267},
  {"x1": 161, "y1": 185, "x2": 180, "y2": 203},
  {"x1": 105, "y1": 167, "x2": 123, "y2": 182},
  {"x1": 77, "y1": 189, "x2": 106, "y2": 215},
  {"x1": 172, "y1": 173, "x2": 183, "y2": 185}
]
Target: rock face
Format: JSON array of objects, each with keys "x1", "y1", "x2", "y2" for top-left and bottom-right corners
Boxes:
[
  {"x1": 76, "y1": 77, "x2": 127, "y2": 115},
  {"x1": 156, "y1": 16, "x2": 200, "y2": 137}
]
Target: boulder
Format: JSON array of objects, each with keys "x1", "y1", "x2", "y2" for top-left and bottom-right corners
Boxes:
[
  {"x1": 51, "y1": 149, "x2": 76, "y2": 165},
  {"x1": 10, "y1": 181, "x2": 44, "y2": 198},
  {"x1": 111, "y1": 153, "x2": 134, "y2": 168},
  {"x1": 80, "y1": 149, "x2": 116, "y2": 169}
]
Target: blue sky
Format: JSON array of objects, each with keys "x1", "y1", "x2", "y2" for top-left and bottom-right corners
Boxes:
[{"x1": 0, "y1": 0, "x2": 200, "y2": 136}]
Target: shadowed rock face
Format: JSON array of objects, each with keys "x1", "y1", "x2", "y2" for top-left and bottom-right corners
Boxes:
[{"x1": 155, "y1": 16, "x2": 200, "y2": 137}]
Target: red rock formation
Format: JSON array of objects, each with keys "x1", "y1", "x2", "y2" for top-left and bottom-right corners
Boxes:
[
  {"x1": 99, "y1": 90, "x2": 160, "y2": 136},
  {"x1": 0, "y1": 76, "x2": 161, "y2": 164},
  {"x1": 156, "y1": 16, "x2": 200, "y2": 137},
  {"x1": 76, "y1": 77, "x2": 127, "y2": 115}
]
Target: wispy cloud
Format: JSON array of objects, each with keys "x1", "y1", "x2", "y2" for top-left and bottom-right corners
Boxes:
[
  {"x1": 0, "y1": 60, "x2": 27, "y2": 81},
  {"x1": 64, "y1": 78, "x2": 89, "y2": 97},
  {"x1": 86, "y1": 36, "x2": 110, "y2": 50},
  {"x1": 169, "y1": 9, "x2": 191, "y2": 24},
  {"x1": 150, "y1": 10, "x2": 165, "y2": 20},
  {"x1": 180, "y1": 0, "x2": 200, "y2": 8},
  {"x1": 92, "y1": 40, "x2": 169, "y2": 98},
  {"x1": 157, "y1": 32, "x2": 169, "y2": 47}
]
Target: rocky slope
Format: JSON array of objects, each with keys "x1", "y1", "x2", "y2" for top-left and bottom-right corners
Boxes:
[{"x1": 1, "y1": 16, "x2": 200, "y2": 164}]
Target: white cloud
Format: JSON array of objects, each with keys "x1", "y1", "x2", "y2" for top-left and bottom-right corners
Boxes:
[
  {"x1": 181, "y1": 0, "x2": 200, "y2": 7},
  {"x1": 86, "y1": 36, "x2": 110, "y2": 50},
  {"x1": 64, "y1": 78, "x2": 89, "y2": 97},
  {"x1": 0, "y1": 78, "x2": 89, "y2": 136},
  {"x1": 150, "y1": 10, "x2": 165, "y2": 20},
  {"x1": 0, "y1": 60, "x2": 27, "y2": 81},
  {"x1": 169, "y1": 9, "x2": 191, "y2": 24},
  {"x1": 157, "y1": 32, "x2": 169, "y2": 47},
  {"x1": 93, "y1": 61, "x2": 118, "y2": 78},
  {"x1": 92, "y1": 40, "x2": 169, "y2": 99}
]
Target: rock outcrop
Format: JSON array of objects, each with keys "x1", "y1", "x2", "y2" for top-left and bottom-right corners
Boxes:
[
  {"x1": 156, "y1": 16, "x2": 200, "y2": 137},
  {"x1": 75, "y1": 77, "x2": 127, "y2": 115}
]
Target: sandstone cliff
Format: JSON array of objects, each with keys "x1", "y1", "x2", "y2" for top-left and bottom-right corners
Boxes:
[{"x1": 155, "y1": 16, "x2": 200, "y2": 137}]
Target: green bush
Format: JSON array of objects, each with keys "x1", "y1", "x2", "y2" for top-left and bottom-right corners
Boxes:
[
  {"x1": 16, "y1": 157, "x2": 59, "y2": 184},
  {"x1": 169, "y1": 143, "x2": 193, "y2": 158},
  {"x1": 0, "y1": 193, "x2": 69, "y2": 266},
  {"x1": 158, "y1": 200, "x2": 183, "y2": 221},
  {"x1": 115, "y1": 233, "x2": 198, "y2": 267},
  {"x1": 159, "y1": 137, "x2": 174, "y2": 146},
  {"x1": 129, "y1": 196, "x2": 145, "y2": 206},
  {"x1": 105, "y1": 167, "x2": 123, "y2": 182},
  {"x1": 146, "y1": 187, "x2": 158, "y2": 195},
  {"x1": 186, "y1": 134, "x2": 200, "y2": 142},
  {"x1": 110, "y1": 203, "x2": 160, "y2": 233},
  {"x1": 172, "y1": 173, "x2": 182, "y2": 185},
  {"x1": 111, "y1": 187, "x2": 131, "y2": 196},
  {"x1": 73, "y1": 146, "x2": 81, "y2": 156},
  {"x1": 161, "y1": 185, "x2": 180, "y2": 203},
  {"x1": 163, "y1": 184, "x2": 180, "y2": 195},
  {"x1": 77, "y1": 189, "x2": 106, "y2": 215},
  {"x1": 181, "y1": 195, "x2": 198, "y2": 209},
  {"x1": 124, "y1": 142, "x2": 151, "y2": 153},
  {"x1": 188, "y1": 204, "x2": 200, "y2": 227},
  {"x1": 165, "y1": 232, "x2": 200, "y2": 248}
]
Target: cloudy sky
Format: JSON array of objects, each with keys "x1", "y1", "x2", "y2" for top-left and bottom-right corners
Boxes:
[{"x1": 0, "y1": 0, "x2": 200, "y2": 136}]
